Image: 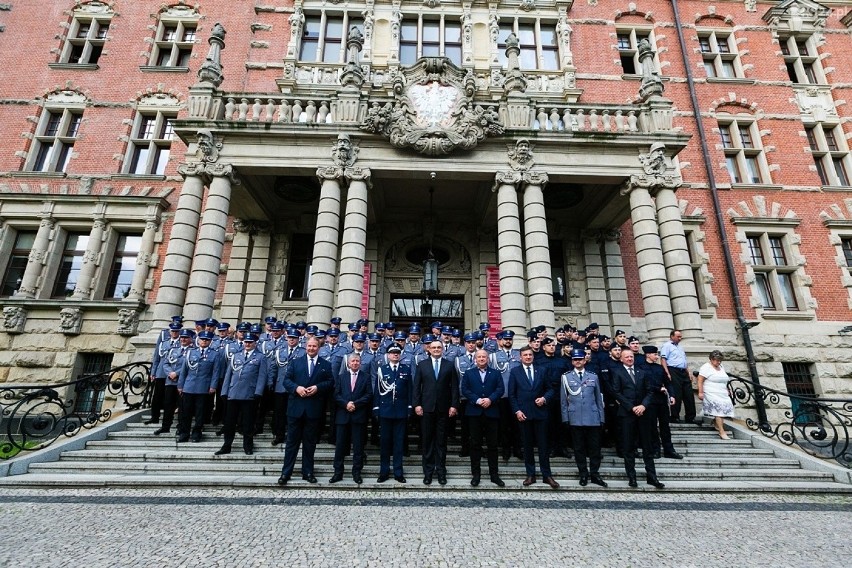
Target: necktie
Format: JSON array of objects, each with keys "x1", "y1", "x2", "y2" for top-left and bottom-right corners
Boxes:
[
  {"x1": 578, "y1": 371, "x2": 583, "y2": 381},
  {"x1": 308, "y1": 358, "x2": 314, "y2": 376},
  {"x1": 391, "y1": 365, "x2": 397, "y2": 373},
  {"x1": 201, "y1": 349, "x2": 206, "y2": 360},
  {"x1": 526, "y1": 366, "x2": 534, "y2": 384},
  {"x1": 468, "y1": 354, "x2": 473, "y2": 365},
  {"x1": 351, "y1": 372, "x2": 357, "y2": 391},
  {"x1": 433, "y1": 359, "x2": 440, "y2": 380},
  {"x1": 628, "y1": 367, "x2": 635, "y2": 384}
]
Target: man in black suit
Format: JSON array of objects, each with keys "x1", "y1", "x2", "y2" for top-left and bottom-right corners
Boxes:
[
  {"x1": 508, "y1": 345, "x2": 559, "y2": 489},
  {"x1": 277, "y1": 338, "x2": 334, "y2": 485},
  {"x1": 330, "y1": 353, "x2": 372, "y2": 484},
  {"x1": 413, "y1": 340, "x2": 460, "y2": 485},
  {"x1": 460, "y1": 349, "x2": 505, "y2": 487},
  {"x1": 611, "y1": 348, "x2": 665, "y2": 489}
]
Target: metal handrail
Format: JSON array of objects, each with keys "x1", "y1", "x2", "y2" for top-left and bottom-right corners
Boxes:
[
  {"x1": 0, "y1": 361, "x2": 151, "y2": 459},
  {"x1": 726, "y1": 373, "x2": 852, "y2": 469}
]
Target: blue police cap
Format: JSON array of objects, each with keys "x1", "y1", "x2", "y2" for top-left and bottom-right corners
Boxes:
[
  {"x1": 330, "y1": 317, "x2": 342, "y2": 325},
  {"x1": 386, "y1": 322, "x2": 396, "y2": 329},
  {"x1": 264, "y1": 316, "x2": 277, "y2": 324},
  {"x1": 375, "y1": 322, "x2": 386, "y2": 331},
  {"x1": 236, "y1": 322, "x2": 250, "y2": 332},
  {"x1": 352, "y1": 333, "x2": 366, "y2": 342},
  {"x1": 422, "y1": 334, "x2": 436, "y2": 343},
  {"x1": 205, "y1": 318, "x2": 218, "y2": 327},
  {"x1": 250, "y1": 324, "x2": 263, "y2": 334},
  {"x1": 408, "y1": 325, "x2": 421, "y2": 334},
  {"x1": 217, "y1": 322, "x2": 231, "y2": 330},
  {"x1": 198, "y1": 330, "x2": 215, "y2": 340},
  {"x1": 244, "y1": 333, "x2": 258, "y2": 343},
  {"x1": 571, "y1": 348, "x2": 586, "y2": 359},
  {"x1": 272, "y1": 321, "x2": 286, "y2": 331},
  {"x1": 393, "y1": 331, "x2": 407, "y2": 340},
  {"x1": 194, "y1": 320, "x2": 206, "y2": 327},
  {"x1": 295, "y1": 320, "x2": 307, "y2": 330},
  {"x1": 170, "y1": 315, "x2": 184, "y2": 323},
  {"x1": 430, "y1": 321, "x2": 443, "y2": 329},
  {"x1": 315, "y1": 329, "x2": 326, "y2": 338},
  {"x1": 463, "y1": 332, "x2": 478, "y2": 342},
  {"x1": 479, "y1": 322, "x2": 491, "y2": 330},
  {"x1": 168, "y1": 322, "x2": 182, "y2": 331},
  {"x1": 348, "y1": 322, "x2": 359, "y2": 331},
  {"x1": 367, "y1": 333, "x2": 381, "y2": 341},
  {"x1": 285, "y1": 328, "x2": 299, "y2": 338},
  {"x1": 179, "y1": 329, "x2": 193, "y2": 338},
  {"x1": 327, "y1": 328, "x2": 340, "y2": 337}
]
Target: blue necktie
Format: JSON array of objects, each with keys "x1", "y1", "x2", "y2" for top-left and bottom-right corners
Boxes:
[
  {"x1": 433, "y1": 359, "x2": 440, "y2": 380},
  {"x1": 308, "y1": 358, "x2": 314, "y2": 376},
  {"x1": 526, "y1": 366, "x2": 533, "y2": 385}
]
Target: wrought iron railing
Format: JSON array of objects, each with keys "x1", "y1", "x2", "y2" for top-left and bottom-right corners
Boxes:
[
  {"x1": 0, "y1": 362, "x2": 151, "y2": 460},
  {"x1": 727, "y1": 373, "x2": 852, "y2": 469}
]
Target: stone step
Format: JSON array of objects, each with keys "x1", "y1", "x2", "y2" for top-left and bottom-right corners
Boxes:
[{"x1": 2, "y1": 472, "x2": 849, "y2": 494}]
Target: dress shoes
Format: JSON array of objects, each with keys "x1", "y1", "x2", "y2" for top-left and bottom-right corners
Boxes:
[
  {"x1": 214, "y1": 447, "x2": 231, "y2": 456},
  {"x1": 664, "y1": 451, "x2": 684, "y2": 460},
  {"x1": 579, "y1": 474, "x2": 589, "y2": 486},
  {"x1": 329, "y1": 473, "x2": 344, "y2": 484},
  {"x1": 590, "y1": 474, "x2": 608, "y2": 488},
  {"x1": 153, "y1": 428, "x2": 169, "y2": 436},
  {"x1": 423, "y1": 475, "x2": 433, "y2": 485},
  {"x1": 277, "y1": 475, "x2": 289, "y2": 486},
  {"x1": 176, "y1": 435, "x2": 189, "y2": 443},
  {"x1": 458, "y1": 450, "x2": 470, "y2": 458},
  {"x1": 190, "y1": 434, "x2": 202, "y2": 443},
  {"x1": 377, "y1": 474, "x2": 389, "y2": 483},
  {"x1": 628, "y1": 475, "x2": 638, "y2": 488},
  {"x1": 143, "y1": 419, "x2": 159, "y2": 425},
  {"x1": 652, "y1": 451, "x2": 661, "y2": 459},
  {"x1": 394, "y1": 475, "x2": 407, "y2": 484},
  {"x1": 271, "y1": 437, "x2": 283, "y2": 446},
  {"x1": 438, "y1": 475, "x2": 447, "y2": 486},
  {"x1": 470, "y1": 476, "x2": 480, "y2": 487},
  {"x1": 215, "y1": 428, "x2": 224, "y2": 436},
  {"x1": 490, "y1": 476, "x2": 505, "y2": 488},
  {"x1": 244, "y1": 448, "x2": 253, "y2": 455},
  {"x1": 522, "y1": 476, "x2": 536, "y2": 486},
  {"x1": 302, "y1": 474, "x2": 318, "y2": 484},
  {"x1": 543, "y1": 476, "x2": 560, "y2": 490},
  {"x1": 647, "y1": 475, "x2": 665, "y2": 489},
  {"x1": 353, "y1": 473, "x2": 363, "y2": 484}
]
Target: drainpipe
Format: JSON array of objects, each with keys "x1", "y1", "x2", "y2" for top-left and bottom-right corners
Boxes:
[{"x1": 670, "y1": 0, "x2": 770, "y2": 430}]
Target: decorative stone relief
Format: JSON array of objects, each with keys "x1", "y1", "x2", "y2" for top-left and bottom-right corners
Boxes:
[
  {"x1": 359, "y1": 58, "x2": 503, "y2": 156},
  {"x1": 73, "y1": 1, "x2": 112, "y2": 15},
  {"x1": 2, "y1": 306, "x2": 26, "y2": 334},
  {"x1": 519, "y1": 0, "x2": 536, "y2": 11},
  {"x1": 793, "y1": 85, "x2": 837, "y2": 121},
  {"x1": 623, "y1": 143, "x2": 677, "y2": 194},
  {"x1": 331, "y1": 134, "x2": 358, "y2": 168},
  {"x1": 117, "y1": 307, "x2": 141, "y2": 336},
  {"x1": 508, "y1": 139, "x2": 534, "y2": 171},
  {"x1": 197, "y1": 23, "x2": 226, "y2": 87},
  {"x1": 196, "y1": 129, "x2": 222, "y2": 163},
  {"x1": 59, "y1": 306, "x2": 83, "y2": 335}
]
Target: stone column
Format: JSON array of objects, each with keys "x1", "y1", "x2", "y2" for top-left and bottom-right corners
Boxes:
[
  {"x1": 521, "y1": 172, "x2": 555, "y2": 332},
  {"x1": 124, "y1": 212, "x2": 160, "y2": 303},
  {"x1": 622, "y1": 180, "x2": 673, "y2": 344},
  {"x1": 602, "y1": 229, "x2": 632, "y2": 333},
  {"x1": 150, "y1": 163, "x2": 205, "y2": 329},
  {"x1": 335, "y1": 167, "x2": 371, "y2": 325},
  {"x1": 581, "y1": 231, "x2": 610, "y2": 331},
  {"x1": 243, "y1": 224, "x2": 271, "y2": 323},
  {"x1": 493, "y1": 171, "x2": 526, "y2": 334},
  {"x1": 655, "y1": 186, "x2": 702, "y2": 339},
  {"x1": 16, "y1": 207, "x2": 55, "y2": 299},
  {"x1": 70, "y1": 209, "x2": 107, "y2": 300},
  {"x1": 183, "y1": 163, "x2": 235, "y2": 321},
  {"x1": 306, "y1": 165, "x2": 344, "y2": 326}
]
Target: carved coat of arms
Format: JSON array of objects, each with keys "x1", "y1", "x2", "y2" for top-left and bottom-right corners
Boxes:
[{"x1": 360, "y1": 57, "x2": 503, "y2": 156}]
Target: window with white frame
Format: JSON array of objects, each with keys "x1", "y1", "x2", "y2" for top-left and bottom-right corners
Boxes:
[
  {"x1": 698, "y1": 30, "x2": 740, "y2": 79},
  {"x1": 746, "y1": 233, "x2": 800, "y2": 311},
  {"x1": 0, "y1": 230, "x2": 36, "y2": 297},
  {"x1": 805, "y1": 124, "x2": 850, "y2": 187},
  {"x1": 60, "y1": 13, "x2": 111, "y2": 65},
  {"x1": 497, "y1": 19, "x2": 559, "y2": 70},
  {"x1": 401, "y1": 16, "x2": 462, "y2": 66},
  {"x1": 52, "y1": 232, "x2": 90, "y2": 298},
  {"x1": 125, "y1": 111, "x2": 175, "y2": 175},
  {"x1": 718, "y1": 119, "x2": 769, "y2": 184},
  {"x1": 841, "y1": 237, "x2": 852, "y2": 276},
  {"x1": 104, "y1": 233, "x2": 142, "y2": 300},
  {"x1": 780, "y1": 35, "x2": 822, "y2": 85},
  {"x1": 616, "y1": 28, "x2": 655, "y2": 75},
  {"x1": 299, "y1": 13, "x2": 362, "y2": 64},
  {"x1": 28, "y1": 108, "x2": 83, "y2": 173},
  {"x1": 150, "y1": 19, "x2": 197, "y2": 67}
]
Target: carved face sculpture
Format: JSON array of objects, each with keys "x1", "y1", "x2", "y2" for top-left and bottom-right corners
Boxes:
[
  {"x1": 3, "y1": 307, "x2": 22, "y2": 329},
  {"x1": 332, "y1": 135, "x2": 352, "y2": 165},
  {"x1": 648, "y1": 143, "x2": 666, "y2": 174},
  {"x1": 60, "y1": 307, "x2": 80, "y2": 329},
  {"x1": 196, "y1": 130, "x2": 216, "y2": 161},
  {"x1": 118, "y1": 309, "x2": 136, "y2": 327}
]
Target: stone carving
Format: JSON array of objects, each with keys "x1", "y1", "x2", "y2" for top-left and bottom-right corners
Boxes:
[
  {"x1": 331, "y1": 134, "x2": 358, "y2": 167},
  {"x1": 288, "y1": 7, "x2": 305, "y2": 58},
  {"x1": 74, "y1": 1, "x2": 112, "y2": 15},
  {"x1": 359, "y1": 58, "x2": 503, "y2": 156},
  {"x1": 622, "y1": 143, "x2": 677, "y2": 194},
  {"x1": 197, "y1": 23, "x2": 226, "y2": 87},
  {"x1": 2, "y1": 306, "x2": 26, "y2": 334},
  {"x1": 519, "y1": 0, "x2": 536, "y2": 11},
  {"x1": 117, "y1": 308, "x2": 141, "y2": 336},
  {"x1": 340, "y1": 26, "x2": 365, "y2": 88},
  {"x1": 508, "y1": 139, "x2": 534, "y2": 171},
  {"x1": 640, "y1": 142, "x2": 668, "y2": 176},
  {"x1": 423, "y1": 0, "x2": 441, "y2": 7},
  {"x1": 196, "y1": 129, "x2": 222, "y2": 163},
  {"x1": 59, "y1": 306, "x2": 83, "y2": 335},
  {"x1": 637, "y1": 39, "x2": 664, "y2": 100},
  {"x1": 503, "y1": 33, "x2": 527, "y2": 94}
]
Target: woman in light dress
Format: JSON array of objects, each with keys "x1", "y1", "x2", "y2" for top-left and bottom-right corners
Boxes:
[{"x1": 697, "y1": 350, "x2": 735, "y2": 439}]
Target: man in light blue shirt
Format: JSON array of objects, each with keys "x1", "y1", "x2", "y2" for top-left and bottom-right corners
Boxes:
[{"x1": 659, "y1": 329, "x2": 694, "y2": 424}]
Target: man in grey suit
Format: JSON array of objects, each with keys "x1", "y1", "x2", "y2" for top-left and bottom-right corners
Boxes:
[{"x1": 560, "y1": 348, "x2": 607, "y2": 487}]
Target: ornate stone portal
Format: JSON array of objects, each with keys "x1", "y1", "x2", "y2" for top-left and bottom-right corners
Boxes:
[{"x1": 360, "y1": 57, "x2": 503, "y2": 155}]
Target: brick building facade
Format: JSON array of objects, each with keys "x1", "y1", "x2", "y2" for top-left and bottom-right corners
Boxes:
[{"x1": 0, "y1": 0, "x2": 849, "y2": 407}]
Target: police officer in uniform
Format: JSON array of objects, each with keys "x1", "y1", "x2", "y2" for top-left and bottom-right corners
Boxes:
[
  {"x1": 560, "y1": 348, "x2": 607, "y2": 487},
  {"x1": 268, "y1": 327, "x2": 305, "y2": 446},
  {"x1": 177, "y1": 330, "x2": 222, "y2": 443},
  {"x1": 373, "y1": 345, "x2": 412, "y2": 483},
  {"x1": 215, "y1": 333, "x2": 269, "y2": 456},
  {"x1": 636, "y1": 345, "x2": 683, "y2": 460},
  {"x1": 154, "y1": 328, "x2": 193, "y2": 435},
  {"x1": 148, "y1": 321, "x2": 181, "y2": 425}
]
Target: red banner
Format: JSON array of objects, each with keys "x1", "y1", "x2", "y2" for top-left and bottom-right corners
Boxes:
[
  {"x1": 361, "y1": 263, "x2": 371, "y2": 318},
  {"x1": 486, "y1": 266, "x2": 501, "y2": 336}
]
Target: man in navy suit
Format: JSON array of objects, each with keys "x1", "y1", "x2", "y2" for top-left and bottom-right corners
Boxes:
[
  {"x1": 413, "y1": 340, "x2": 460, "y2": 485},
  {"x1": 373, "y1": 345, "x2": 412, "y2": 483},
  {"x1": 330, "y1": 353, "x2": 372, "y2": 484},
  {"x1": 461, "y1": 349, "x2": 505, "y2": 487},
  {"x1": 277, "y1": 337, "x2": 334, "y2": 485},
  {"x1": 611, "y1": 348, "x2": 664, "y2": 489},
  {"x1": 509, "y1": 345, "x2": 559, "y2": 489}
]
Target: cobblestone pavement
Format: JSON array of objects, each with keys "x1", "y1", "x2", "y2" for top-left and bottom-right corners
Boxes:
[{"x1": 0, "y1": 488, "x2": 848, "y2": 567}]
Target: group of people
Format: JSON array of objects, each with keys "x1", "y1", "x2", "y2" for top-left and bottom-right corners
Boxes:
[{"x1": 148, "y1": 315, "x2": 735, "y2": 489}]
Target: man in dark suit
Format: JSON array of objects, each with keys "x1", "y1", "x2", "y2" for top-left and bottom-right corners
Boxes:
[
  {"x1": 330, "y1": 353, "x2": 372, "y2": 484},
  {"x1": 413, "y1": 340, "x2": 460, "y2": 485},
  {"x1": 509, "y1": 345, "x2": 559, "y2": 489},
  {"x1": 373, "y1": 345, "x2": 412, "y2": 483},
  {"x1": 461, "y1": 349, "x2": 505, "y2": 487},
  {"x1": 611, "y1": 348, "x2": 665, "y2": 489},
  {"x1": 277, "y1": 337, "x2": 334, "y2": 485}
]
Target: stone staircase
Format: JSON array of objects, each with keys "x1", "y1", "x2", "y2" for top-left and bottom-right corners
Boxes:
[{"x1": 2, "y1": 418, "x2": 850, "y2": 492}]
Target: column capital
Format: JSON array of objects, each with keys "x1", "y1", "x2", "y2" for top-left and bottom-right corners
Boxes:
[
  {"x1": 620, "y1": 173, "x2": 679, "y2": 196},
  {"x1": 177, "y1": 162, "x2": 207, "y2": 179},
  {"x1": 522, "y1": 171, "x2": 549, "y2": 188},
  {"x1": 344, "y1": 166, "x2": 372, "y2": 188},
  {"x1": 317, "y1": 165, "x2": 345, "y2": 182},
  {"x1": 205, "y1": 161, "x2": 239, "y2": 184},
  {"x1": 492, "y1": 170, "x2": 522, "y2": 191}
]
